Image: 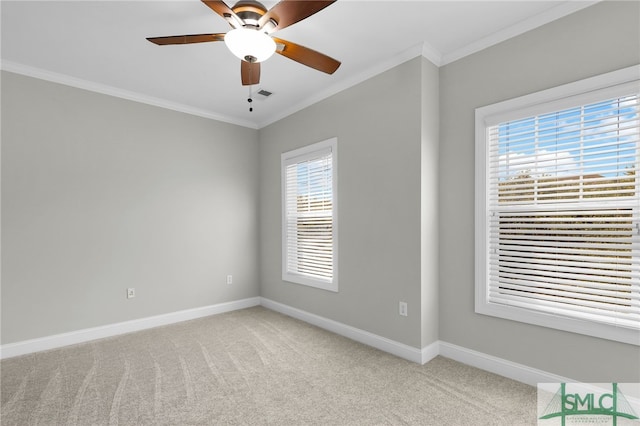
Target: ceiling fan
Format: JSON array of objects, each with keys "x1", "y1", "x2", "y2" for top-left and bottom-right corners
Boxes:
[{"x1": 146, "y1": 0, "x2": 341, "y2": 86}]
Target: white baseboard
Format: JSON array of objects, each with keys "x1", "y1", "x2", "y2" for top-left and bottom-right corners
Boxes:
[
  {"x1": 1, "y1": 296, "x2": 575, "y2": 388},
  {"x1": 0, "y1": 297, "x2": 261, "y2": 359},
  {"x1": 260, "y1": 298, "x2": 577, "y2": 386},
  {"x1": 421, "y1": 340, "x2": 440, "y2": 364},
  {"x1": 260, "y1": 297, "x2": 428, "y2": 364},
  {"x1": 439, "y1": 341, "x2": 573, "y2": 386}
]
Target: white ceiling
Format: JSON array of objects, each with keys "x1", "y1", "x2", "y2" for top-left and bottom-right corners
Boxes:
[{"x1": 1, "y1": 0, "x2": 597, "y2": 129}]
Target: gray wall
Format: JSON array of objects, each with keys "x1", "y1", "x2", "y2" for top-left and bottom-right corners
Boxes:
[
  {"x1": 1, "y1": 71, "x2": 259, "y2": 344},
  {"x1": 2, "y1": 0, "x2": 638, "y2": 383},
  {"x1": 439, "y1": 1, "x2": 640, "y2": 381},
  {"x1": 259, "y1": 57, "x2": 437, "y2": 348}
]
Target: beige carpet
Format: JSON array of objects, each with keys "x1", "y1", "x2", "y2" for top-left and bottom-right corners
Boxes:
[{"x1": 1, "y1": 307, "x2": 536, "y2": 425}]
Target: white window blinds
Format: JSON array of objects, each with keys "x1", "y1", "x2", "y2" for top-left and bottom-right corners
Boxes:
[
  {"x1": 487, "y1": 93, "x2": 640, "y2": 330},
  {"x1": 282, "y1": 138, "x2": 337, "y2": 291}
]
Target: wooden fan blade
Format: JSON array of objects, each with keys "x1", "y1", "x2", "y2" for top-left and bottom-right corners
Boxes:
[
  {"x1": 259, "y1": 0, "x2": 335, "y2": 32},
  {"x1": 241, "y1": 61, "x2": 261, "y2": 86},
  {"x1": 273, "y1": 37, "x2": 340, "y2": 74},
  {"x1": 201, "y1": 0, "x2": 242, "y2": 28},
  {"x1": 147, "y1": 33, "x2": 225, "y2": 45}
]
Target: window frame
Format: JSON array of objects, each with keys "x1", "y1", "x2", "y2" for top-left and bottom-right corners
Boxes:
[
  {"x1": 475, "y1": 65, "x2": 640, "y2": 345},
  {"x1": 281, "y1": 137, "x2": 338, "y2": 292}
]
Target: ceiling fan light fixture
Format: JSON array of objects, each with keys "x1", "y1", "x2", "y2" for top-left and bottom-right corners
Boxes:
[{"x1": 224, "y1": 27, "x2": 276, "y2": 63}]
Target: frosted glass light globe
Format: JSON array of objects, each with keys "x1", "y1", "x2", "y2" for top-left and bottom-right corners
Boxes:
[{"x1": 224, "y1": 28, "x2": 276, "y2": 63}]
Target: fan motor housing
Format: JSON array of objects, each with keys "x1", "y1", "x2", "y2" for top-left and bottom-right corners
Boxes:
[{"x1": 233, "y1": 1, "x2": 267, "y2": 25}]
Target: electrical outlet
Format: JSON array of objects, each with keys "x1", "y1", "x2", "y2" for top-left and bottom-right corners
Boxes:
[
  {"x1": 399, "y1": 301, "x2": 408, "y2": 317},
  {"x1": 127, "y1": 288, "x2": 135, "y2": 299},
  {"x1": 226, "y1": 275, "x2": 233, "y2": 285}
]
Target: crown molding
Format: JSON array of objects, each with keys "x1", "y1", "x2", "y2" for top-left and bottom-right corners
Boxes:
[
  {"x1": 440, "y1": 1, "x2": 600, "y2": 66},
  {"x1": 0, "y1": 60, "x2": 259, "y2": 129},
  {"x1": 257, "y1": 42, "x2": 426, "y2": 128},
  {"x1": 1, "y1": 1, "x2": 601, "y2": 129},
  {"x1": 421, "y1": 41, "x2": 443, "y2": 67}
]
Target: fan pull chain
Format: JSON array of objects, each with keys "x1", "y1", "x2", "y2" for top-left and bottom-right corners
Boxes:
[{"x1": 247, "y1": 63, "x2": 254, "y2": 112}]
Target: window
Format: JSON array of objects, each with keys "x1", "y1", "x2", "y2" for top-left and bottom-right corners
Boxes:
[
  {"x1": 282, "y1": 138, "x2": 338, "y2": 292},
  {"x1": 475, "y1": 66, "x2": 640, "y2": 345}
]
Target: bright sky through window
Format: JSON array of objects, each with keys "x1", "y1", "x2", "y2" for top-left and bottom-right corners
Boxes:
[{"x1": 497, "y1": 96, "x2": 638, "y2": 183}]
